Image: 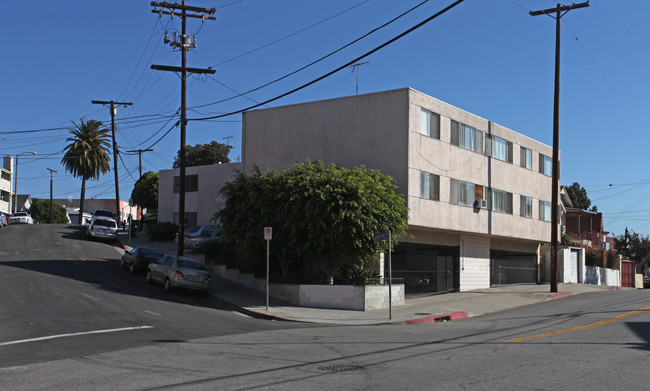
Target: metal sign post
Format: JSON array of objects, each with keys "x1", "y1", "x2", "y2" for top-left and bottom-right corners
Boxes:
[{"x1": 264, "y1": 227, "x2": 272, "y2": 310}]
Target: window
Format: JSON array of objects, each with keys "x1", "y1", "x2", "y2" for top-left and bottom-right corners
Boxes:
[
  {"x1": 420, "y1": 109, "x2": 440, "y2": 139},
  {"x1": 1, "y1": 171, "x2": 10, "y2": 181},
  {"x1": 539, "y1": 154, "x2": 552, "y2": 176},
  {"x1": 173, "y1": 212, "x2": 198, "y2": 227},
  {"x1": 520, "y1": 147, "x2": 533, "y2": 170},
  {"x1": 450, "y1": 179, "x2": 482, "y2": 207},
  {"x1": 539, "y1": 201, "x2": 551, "y2": 222},
  {"x1": 451, "y1": 120, "x2": 483, "y2": 153},
  {"x1": 520, "y1": 195, "x2": 533, "y2": 218},
  {"x1": 489, "y1": 189, "x2": 513, "y2": 214},
  {"x1": 173, "y1": 174, "x2": 199, "y2": 193},
  {"x1": 485, "y1": 135, "x2": 513, "y2": 163},
  {"x1": 420, "y1": 171, "x2": 440, "y2": 201}
]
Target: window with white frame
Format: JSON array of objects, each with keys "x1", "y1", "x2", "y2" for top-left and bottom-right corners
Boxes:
[
  {"x1": 539, "y1": 200, "x2": 551, "y2": 222},
  {"x1": 420, "y1": 108, "x2": 440, "y2": 139},
  {"x1": 489, "y1": 188, "x2": 513, "y2": 214},
  {"x1": 450, "y1": 179, "x2": 482, "y2": 207},
  {"x1": 520, "y1": 147, "x2": 533, "y2": 170},
  {"x1": 539, "y1": 154, "x2": 552, "y2": 176},
  {"x1": 520, "y1": 195, "x2": 533, "y2": 218},
  {"x1": 451, "y1": 120, "x2": 483, "y2": 153},
  {"x1": 420, "y1": 171, "x2": 440, "y2": 201}
]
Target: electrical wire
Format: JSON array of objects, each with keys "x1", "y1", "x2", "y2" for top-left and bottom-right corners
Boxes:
[{"x1": 190, "y1": 0, "x2": 466, "y2": 121}]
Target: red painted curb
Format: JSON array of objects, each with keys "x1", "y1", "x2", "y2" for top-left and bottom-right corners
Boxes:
[
  {"x1": 547, "y1": 292, "x2": 573, "y2": 300},
  {"x1": 609, "y1": 286, "x2": 620, "y2": 291},
  {"x1": 406, "y1": 312, "x2": 468, "y2": 325}
]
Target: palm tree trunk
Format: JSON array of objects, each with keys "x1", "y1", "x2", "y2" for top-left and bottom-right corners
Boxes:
[{"x1": 79, "y1": 179, "x2": 86, "y2": 225}]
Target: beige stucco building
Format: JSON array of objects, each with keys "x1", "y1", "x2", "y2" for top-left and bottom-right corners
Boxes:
[
  {"x1": 1, "y1": 156, "x2": 14, "y2": 215},
  {"x1": 241, "y1": 88, "x2": 556, "y2": 293}
]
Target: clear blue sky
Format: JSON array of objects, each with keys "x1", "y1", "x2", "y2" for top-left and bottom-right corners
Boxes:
[{"x1": 1, "y1": 0, "x2": 649, "y2": 238}]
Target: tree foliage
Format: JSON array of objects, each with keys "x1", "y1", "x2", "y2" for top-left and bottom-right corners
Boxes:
[
  {"x1": 217, "y1": 160, "x2": 409, "y2": 278},
  {"x1": 131, "y1": 171, "x2": 159, "y2": 211},
  {"x1": 29, "y1": 199, "x2": 69, "y2": 224},
  {"x1": 60, "y1": 119, "x2": 111, "y2": 222},
  {"x1": 566, "y1": 182, "x2": 597, "y2": 211},
  {"x1": 173, "y1": 141, "x2": 232, "y2": 168},
  {"x1": 613, "y1": 227, "x2": 650, "y2": 266}
]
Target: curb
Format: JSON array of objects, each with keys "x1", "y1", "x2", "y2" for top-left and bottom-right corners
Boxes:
[
  {"x1": 405, "y1": 312, "x2": 468, "y2": 325},
  {"x1": 205, "y1": 293, "x2": 290, "y2": 322},
  {"x1": 546, "y1": 292, "x2": 573, "y2": 300}
]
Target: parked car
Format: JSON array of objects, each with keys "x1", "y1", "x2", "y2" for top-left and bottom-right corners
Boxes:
[
  {"x1": 175, "y1": 224, "x2": 216, "y2": 247},
  {"x1": 86, "y1": 216, "x2": 118, "y2": 241},
  {"x1": 9, "y1": 212, "x2": 33, "y2": 224},
  {"x1": 121, "y1": 247, "x2": 164, "y2": 274},
  {"x1": 92, "y1": 209, "x2": 117, "y2": 219},
  {"x1": 186, "y1": 226, "x2": 222, "y2": 249},
  {"x1": 0, "y1": 213, "x2": 7, "y2": 227},
  {"x1": 146, "y1": 255, "x2": 211, "y2": 293}
]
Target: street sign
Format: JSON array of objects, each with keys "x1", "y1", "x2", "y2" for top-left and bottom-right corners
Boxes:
[
  {"x1": 264, "y1": 227, "x2": 272, "y2": 240},
  {"x1": 374, "y1": 232, "x2": 389, "y2": 242}
]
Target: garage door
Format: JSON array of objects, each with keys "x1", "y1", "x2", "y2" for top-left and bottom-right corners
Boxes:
[{"x1": 491, "y1": 251, "x2": 538, "y2": 285}]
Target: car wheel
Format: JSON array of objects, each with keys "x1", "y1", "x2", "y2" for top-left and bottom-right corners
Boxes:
[
  {"x1": 163, "y1": 278, "x2": 171, "y2": 292},
  {"x1": 120, "y1": 259, "x2": 126, "y2": 268},
  {"x1": 146, "y1": 270, "x2": 153, "y2": 283},
  {"x1": 129, "y1": 263, "x2": 136, "y2": 275}
]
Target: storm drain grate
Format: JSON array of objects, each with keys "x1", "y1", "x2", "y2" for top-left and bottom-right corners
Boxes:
[{"x1": 318, "y1": 364, "x2": 364, "y2": 372}]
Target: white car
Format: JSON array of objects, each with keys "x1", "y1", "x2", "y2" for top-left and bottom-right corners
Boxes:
[
  {"x1": 9, "y1": 212, "x2": 33, "y2": 224},
  {"x1": 0, "y1": 213, "x2": 7, "y2": 227},
  {"x1": 86, "y1": 216, "x2": 118, "y2": 241}
]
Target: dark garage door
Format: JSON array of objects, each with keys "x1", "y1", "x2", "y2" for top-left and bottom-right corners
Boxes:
[{"x1": 491, "y1": 250, "x2": 538, "y2": 285}]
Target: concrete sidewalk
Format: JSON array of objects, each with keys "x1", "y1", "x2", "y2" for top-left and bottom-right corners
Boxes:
[{"x1": 116, "y1": 230, "x2": 625, "y2": 325}]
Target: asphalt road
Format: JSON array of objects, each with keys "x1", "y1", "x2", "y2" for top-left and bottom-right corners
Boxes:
[{"x1": 1, "y1": 224, "x2": 649, "y2": 390}]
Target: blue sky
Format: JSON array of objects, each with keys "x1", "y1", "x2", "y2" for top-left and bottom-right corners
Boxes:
[{"x1": 1, "y1": 0, "x2": 649, "y2": 238}]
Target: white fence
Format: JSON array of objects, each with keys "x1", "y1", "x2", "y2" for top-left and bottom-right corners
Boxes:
[{"x1": 584, "y1": 265, "x2": 620, "y2": 287}]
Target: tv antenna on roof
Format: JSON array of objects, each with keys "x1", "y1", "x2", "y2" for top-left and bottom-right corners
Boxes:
[{"x1": 348, "y1": 61, "x2": 369, "y2": 95}]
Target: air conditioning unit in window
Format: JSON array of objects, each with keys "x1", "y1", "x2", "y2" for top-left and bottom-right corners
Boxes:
[{"x1": 473, "y1": 199, "x2": 488, "y2": 209}]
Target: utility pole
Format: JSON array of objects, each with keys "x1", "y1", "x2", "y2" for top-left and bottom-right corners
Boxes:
[
  {"x1": 151, "y1": 1, "x2": 215, "y2": 256},
  {"x1": 91, "y1": 99, "x2": 133, "y2": 226},
  {"x1": 222, "y1": 136, "x2": 232, "y2": 147},
  {"x1": 126, "y1": 148, "x2": 153, "y2": 228},
  {"x1": 47, "y1": 168, "x2": 57, "y2": 224},
  {"x1": 531, "y1": 2, "x2": 589, "y2": 293}
]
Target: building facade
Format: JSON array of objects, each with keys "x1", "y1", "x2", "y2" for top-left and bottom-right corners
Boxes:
[
  {"x1": 1, "y1": 156, "x2": 13, "y2": 214},
  {"x1": 242, "y1": 88, "x2": 557, "y2": 293},
  {"x1": 158, "y1": 162, "x2": 242, "y2": 226}
]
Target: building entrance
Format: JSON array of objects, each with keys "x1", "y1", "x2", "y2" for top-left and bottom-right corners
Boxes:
[{"x1": 390, "y1": 244, "x2": 459, "y2": 295}]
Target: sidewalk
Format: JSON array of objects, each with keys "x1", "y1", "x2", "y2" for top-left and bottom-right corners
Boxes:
[{"x1": 116, "y1": 230, "x2": 625, "y2": 325}]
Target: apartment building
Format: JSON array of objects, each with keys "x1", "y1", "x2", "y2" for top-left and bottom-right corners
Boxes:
[
  {"x1": 241, "y1": 88, "x2": 556, "y2": 293},
  {"x1": 1, "y1": 156, "x2": 13, "y2": 215}
]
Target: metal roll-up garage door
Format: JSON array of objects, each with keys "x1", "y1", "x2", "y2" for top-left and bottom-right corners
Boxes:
[{"x1": 491, "y1": 251, "x2": 538, "y2": 285}]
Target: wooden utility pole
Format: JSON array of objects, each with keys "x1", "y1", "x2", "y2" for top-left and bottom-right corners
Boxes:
[
  {"x1": 91, "y1": 99, "x2": 133, "y2": 226},
  {"x1": 530, "y1": 2, "x2": 589, "y2": 293},
  {"x1": 126, "y1": 148, "x2": 153, "y2": 228},
  {"x1": 151, "y1": 1, "x2": 215, "y2": 256},
  {"x1": 47, "y1": 168, "x2": 57, "y2": 224}
]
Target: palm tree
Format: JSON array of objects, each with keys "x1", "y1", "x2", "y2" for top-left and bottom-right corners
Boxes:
[{"x1": 61, "y1": 119, "x2": 111, "y2": 225}]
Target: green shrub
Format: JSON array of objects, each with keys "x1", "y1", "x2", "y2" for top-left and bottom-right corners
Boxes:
[
  {"x1": 340, "y1": 263, "x2": 381, "y2": 285},
  {"x1": 148, "y1": 221, "x2": 178, "y2": 242}
]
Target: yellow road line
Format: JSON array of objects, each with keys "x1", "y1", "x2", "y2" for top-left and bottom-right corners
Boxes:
[{"x1": 504, "y1": 305, "x2": 650, "y2": 343}]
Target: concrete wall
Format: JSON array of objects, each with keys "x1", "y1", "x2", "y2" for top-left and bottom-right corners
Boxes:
[
  {"x1": 158, "y1": 162, "x2": 242, "y2": 225},
  {"x1": 584, "y1": 266, "x2": 620, "y2": 287}
]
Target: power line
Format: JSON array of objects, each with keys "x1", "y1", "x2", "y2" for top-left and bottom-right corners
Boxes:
[{"x1": 190, "y1": 0, "x2": 466, "y2": 122}]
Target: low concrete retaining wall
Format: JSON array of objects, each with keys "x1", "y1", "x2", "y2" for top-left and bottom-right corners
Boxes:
[
  {"x1": 584, "y1": 265, "x2": 620, "y2": 287},
  {"x1": 210, "y1": 264, "x2": 404, "y2": 311}
]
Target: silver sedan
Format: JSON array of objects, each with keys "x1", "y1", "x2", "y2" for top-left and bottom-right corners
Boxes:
[{"x1": 146, "y1": 255, "x2": 211, "y2": 293}]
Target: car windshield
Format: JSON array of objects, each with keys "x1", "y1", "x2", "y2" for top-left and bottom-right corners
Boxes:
[
  {"x1": 178, "y1": 260, "x2": 206, "y2": 271},
  {"x1": 94, "y1": 210, "x2": 114, "y2": 218},
  {"x1": 186, "y1": 225, "x2": 202, "y2": 233},
  {"x1": 13, "y1": 212, "x2": 28, "y2": 217},
  {"x1": 140, "y1": 249, "x2": 163, "y2": 257}
]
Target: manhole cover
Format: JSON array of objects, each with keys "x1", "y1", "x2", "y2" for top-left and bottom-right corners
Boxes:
[{"x1": 318, "y1": 365, "x2": 363, "y2": 372}]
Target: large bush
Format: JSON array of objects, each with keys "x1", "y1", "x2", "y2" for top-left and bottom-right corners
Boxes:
[
  {"x1": 218, "y1": 159, "x2": 408, "y2": 280},
  {"x1": 148, "y1": 221, "x2": 178, "y2": 242}
]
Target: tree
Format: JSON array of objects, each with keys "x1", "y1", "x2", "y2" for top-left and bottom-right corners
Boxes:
[
  {"x1": 173, "y1": 141, "x2": 232, "y2": 168},
  {"x1": 131, "y1": 171, "x2": 159, "y2": 212},
  {"x1": 565, "y1": 182, "x2": 594, "y2": 210},
  {"x1": 218, "y1": 160, "x2": 409, "y2": 278},
  {"x1": 29, "y1": 199, "x2": 68, "y2": 224},
  {"x1": 613, "y1": 227, "x2": 650, "y2": 266},
  {"x1": 60, "y1": 119, "x2": 111, "y2": 223}
]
